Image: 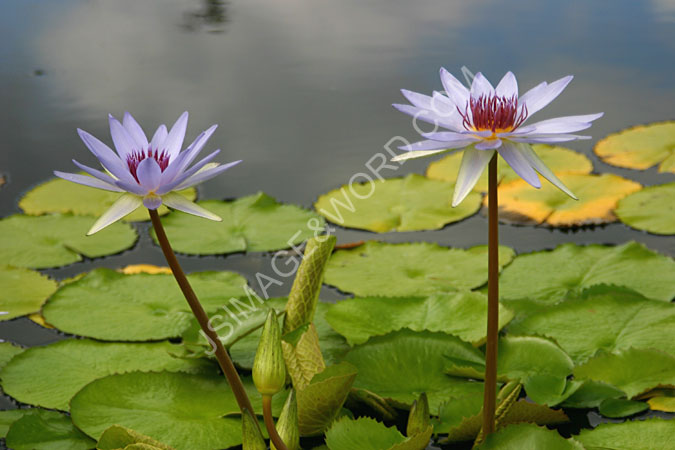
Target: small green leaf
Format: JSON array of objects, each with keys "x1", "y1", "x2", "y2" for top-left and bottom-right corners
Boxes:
[
  {"x1": 324, "y1": 241, "x2": 515, "y2": 297},
  {"x1": 5, "y1": 409, "x2": 95, "y2": 450},
  {"x1": 476, "y1": 423, "x2": 583, "y2": 450},
  {"x1": 152, "y1": 193, "x2": 324, "y2": 254},
  {"x1": 598, "y1": 398, "x2": 649, "y2": 418},
  {"x1": 561, "y1": 380, "x2": 625, "y2": 408},
  {"x1": 97, "y1": 425, "x2": 175, "y2": 450},
  {"x1": 325, "y1": 416, "x2": 432, "y2": 450},
  {"x1": 0, "y1": 341, "x2": 24, "y2": 370},
  {"x1": 0, "y1": 409, "x2": 31, "y2": 438},
  {"x1": 0, "y1": 214, "x2": 137, "y2": 269},
  {"x1": 575, "y1": 418, "x2": 675, "y2": 450},
  {"x1": 0, "y1": 266, "x2": 58, "y2": 321},
  {"x1": 616, "y1": 182, "x2": 675, "y2": 235}
]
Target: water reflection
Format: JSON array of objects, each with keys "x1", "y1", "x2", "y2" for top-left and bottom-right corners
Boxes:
[{"x1": 182, "y1": 0, "x2": 229, "y2": 33}]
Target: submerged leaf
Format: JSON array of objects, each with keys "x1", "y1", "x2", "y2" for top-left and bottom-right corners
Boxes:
[
  {"x1": 615, "y1": 182, "x2": 675, "y2": 235},
  {"x1": 0, "y1": 266, "x2": 57, "y2": 321}
]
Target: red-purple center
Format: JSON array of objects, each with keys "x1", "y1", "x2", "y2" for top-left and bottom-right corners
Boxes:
[
  {"x1": 126, "y1": 149, "x2": 170, "y2": 182},
  {"x1": 458, "y1": 94, "x2": 528, "y2": 133}
]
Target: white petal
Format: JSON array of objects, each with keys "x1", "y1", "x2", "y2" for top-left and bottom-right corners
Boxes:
[
  {"x1": 156, "y1": 149, "x2": 221, "y2": 195},
  {"x1": 520, "y1": 75, "x2": 573, "y2": 117},
  {"x1": 517, "y1": 143, "x2": 577, "y2": 199},
  {"x1": 77, "y1": 129, "x2": 134, "y2": 183},
  {"x1": 162, "y1": 192, "x2": 221, "y2": 221},
  {"x1": 498, "y1": 141, "x2": 541, "y2": 188},
  {"x1": 516, "y1": 113, "x2": 604, "y2": 134},
  {"x1": 72, "y1": 159, "x2": 122, "y2": 186},
  {"x1": 163, "y1": 111, "x2": 189, "y2": 159},
  {"x1": 470, "y1": 72, "x2": 494, "y2": 98},
  {"x1": 109, "y1": 114, "x2": 138, "y2": 158},
  {"x1": 399, "y1": 138, "x2": 475, "y2": 152},
  {"x1": 160, "y1": 124, "x2": 217, "y2": 184},
  {"x1": 453, "y1": 148, "x2": 495, "y2": 206},
  {"x1": 401, "y1": 89, "x2": 433, "y2": 109},
  {"x1": 151, "y1": 125, "x2": 168, "y2": 151},
  {"x1": 54, "y1": 171, "x2": 122, "y2": 192},
  {"x1": 509, "y1": 134, "x2": 591, "y2": 144},
  {"x1": 174, "y1": 160, "x2": 242, "y2": 190},
  {"x1": 440, "y1": 67, "x2": 470, "y2": 108},
  {"x1": 474, "y1": 139, "x2": 503, "y2": 150},
  {"x1": 87, "y1": 193, "x2": 142, "y2": 235},
  {"x1": 136, "y1": 157, "x2": 162, "y2": 191},
  {"x1": 122, "y1": 112, "x2": 149, "y2": 150},
  {"x1": 392, "y1": 148, "x2": 457, "y2": 162},
  {"x1": 495, "y1": 71, "x2": 518, "y2": 98},
  {"x1": 392, "y1": 104, "x2": 463, "y2": 132}
]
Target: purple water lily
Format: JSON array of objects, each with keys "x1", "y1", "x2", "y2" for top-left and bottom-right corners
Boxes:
[
  {"x1": 392, "y1": 70, "x2": 603, "y2": 206},
  {"x1": 55, "y1": 111, "x2": 241, "y2": 235}
]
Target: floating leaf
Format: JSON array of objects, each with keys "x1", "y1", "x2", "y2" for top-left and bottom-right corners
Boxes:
[
  {"x1": 19, "y1": 175, "x2": 196, "y2": 221},
  {"x1": 152, "y1": 192, "x2": 324, "y2": 254},
  {"x1": 477, "y1": 423, "x2": 583, "y2": 450},
  {"x1": 325, "y1": 292, "x2": 513, "y2": 346},
  {"x1": 0, "y1": 342, "x2": 24, "y2": 370},
  {"x1": 314, "y1": 173, "x2": 481, "y2": 232},
  {"x1": 324, "y1": 242, "x2": 515, "y2": 297},
  {"x1": 0, "y1": 339, "x2": 214, "y2": 410},
  {"x1": 574, "y1": 348, "x2": 675, "y2": 398},
  {"x1": 615, "y1": 182, "x2": 675, "y2": 235},
  {"x1": 499, "y1": 243, "x2": 675, "y2": 303},
  {"x1": 343, "y1": 329, "x2": 485, "y2": 412},
  {"x1": 5, "y1": 409, "x2": 95, "y2": 450},
  {"x1": 0, "y1": 214, "x2": 137, "y2": 268},
  {"x1": 597, "y1": 398, "x2": 649, "y2": 418},
  {"x1": 97, "y1": 425, "x2": 174, "y2": 450},
  {"x1": 561, "y1": 380, "x2": 625, "y2": 409},
  {"x1": 491, "y1": 174, "x2": 641, "y2": 226},
  {"x1": 42, "y1": 268, "x2": 248, "y2": 341},
  {"x1": 120, "y1": 264, "x2": 172, "y2": 275},
  {"x1": 427, "y1": 144, "x2": 593, "y2": 190},
  {"x1": 647, "y1": 392, "x2": 675, "y2": 412},
  {"x1": 575, "y1": 418, "x2": 675, "y2": 450},
  {"x1": 0, "y1": 410, "x2": 31, "y2": 437},
  {"x1": 0, "y1": 266, "x2": 58, "y2": 321},
  {"x1": 325, "y1": 416, "x2": 432, "y2": 450},
  {"x1": 594, "y1": 121, "x2": 675, "y2": 173},
  {"x1": 508, "y1": 287, "x2": 675, "y2": 364}
]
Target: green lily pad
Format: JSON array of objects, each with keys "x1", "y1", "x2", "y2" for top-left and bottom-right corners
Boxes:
[
  {"x1": 325, "y1": 416, "x2": 432, "y2": 450},
  {"x1": 70, "y1": 371, "x2": 280, "y2": 449},
  {"x1": 0, "y1": 214, "x2": 137, "y2": 269},
  {"x1": 325, "y1": 292, "x2": 514, "y2": 346},
  {"x1": 19, "y1": 175, "x2": 196, "y2": 222},
  {"x1": 343, "y1": 329, "x2": 485, "y2": 412},
  {"x1": 477, "y1": 423, "x2": 584, "y2": 450},
  {"x1": 97, "y1": 425, "x2": 174, "y2": 450},
  {"x1": 594, "y1": 121, "x2": 675, "y2": 173},
  {"x1": 152, "y1": 192, "x2": 324, "y2": 254},
  {"x1": 499, "y1": 242, "x2": 675, "y2": 303},
  {"x1": 597, "y1": 398, "x2": 649, "y2": 418},
  {"x1": 616, "y1": 182, "x2": 675, "y2": 235},
  {"x1": 0, "y1": 342, "x2": 24, "y2": 370},
  {"x1": 574, "y1": 348, "x2": 675, "y2": 398},
  {"x1": 575, "y1": 418, "x2": 675, "y2": 450},
  {"x1": 0, "y1": 266, "x2": 58, "y2": 321},
  {"x1": 5, "y1": 409, "x2": 95, "y2": 450},
  {"x1": 314, "y1": 173, "x2": 481, "y2": 232},
  {"x1": 427, "y1": 144, "x2": 593, "y2": 190},
  {"x1": 561, "y1": 380, "x2": 626, "y2": 409},
  {"x1": 324, "y1": 241, "x2": 515, "y2": 297},
  {"x1": 42, "y1": 268, "x2": 248, "y2": 341},
  {"x1": 0, "y1": 339, "x2": 214, "y2": 410},
  {"x1": 508, "y1": 286, "x2": 675, "y2": 364},
  {"x1": 0, "y1": 409, "x2": 31, "y2": 437}
]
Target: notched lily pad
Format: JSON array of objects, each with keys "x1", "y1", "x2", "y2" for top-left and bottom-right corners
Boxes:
[
  {"x1": 594, "y1": 121, "x2": 675, "y2": 173},
  {"x1": 0, "y1": 342, "x2": 24, "y2": 370},
  {"x1": 0, "y1": 266, "x2": 58, "y2": 321},
  {"x1": 325, "y1": 416, "x2": 432, "y2": 450},
  {"x1": 152, "y1": 192, "x2": 324, "y2": 254},
  {"x1": 5, "y1": 409, "x2": 95, "y2": 450},
  {"x1": 314, "y1": 173, "x2": 481, "y2": 232},
  {"x1": 0, "y1": 214, "x2": 137, "y2": 268},
  {"x1": 477, "y1": 423, "x2": 583, "y2": 450},
  {"x1": 575, "y1": 418, "x2": 675, "y2": 450},
  {"x1": 491, "y1": 174, "x2": 641, "y2": 227},
  {"x1": 616, "y1": 182, "x2": 675, "y2": 235},
  {"x1": 427, "y1": 144, "x2": 593, "y2": 190},
  {"x1": 19, "y1": 175, "x2": 196, "y2": 222},
  {"x1": 324, "y1": 241, "x2": 515, "y2": 297}
]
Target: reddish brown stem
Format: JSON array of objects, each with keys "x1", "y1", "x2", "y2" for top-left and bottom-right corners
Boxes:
[
  {"x1": 263, "y1": 395, "x2": 288, "y2": 450},
  {"x1": 482, "y1": 155, "x2": 499, "y2": 436}
]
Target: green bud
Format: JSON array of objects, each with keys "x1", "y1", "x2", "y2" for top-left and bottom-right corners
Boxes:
[
  {"x1": 241, "y1": 409, "x2": 266, "y2": 450},
  {"x1": 253, "y1": 309, "x2": 287, "y2": 396},
  {"x1": 271, "y1": 389, "x2": 300, "y2": 450},
  {"x1": 406, "y1": 392, "x2": 430, "y2": 437}
]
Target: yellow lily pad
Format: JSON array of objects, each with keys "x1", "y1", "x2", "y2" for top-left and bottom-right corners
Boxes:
[
  {"x1": 594, "y1": 121, "x2": 675, "y2": 172},
  {"x1": 490, "y1": 174, "x2": 641, "y2": 227},
  {"x1": 426, "y1": 144, "x2": 593, "y2": 191},
  {"x1": 119, "y1": 264, "x2": 172, "y2": 275},
  {"x1": 647, "y1": 393, "x2": 675, "y2": 412}
]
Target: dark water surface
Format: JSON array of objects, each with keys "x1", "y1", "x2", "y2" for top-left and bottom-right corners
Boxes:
[{"x1": 1, "y1": 0, "x2": 674, "y2": 442}]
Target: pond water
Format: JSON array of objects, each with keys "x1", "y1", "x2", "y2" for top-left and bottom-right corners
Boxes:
[{"x1": 1, "y1": 0, "x2": 674, "y2": 443}]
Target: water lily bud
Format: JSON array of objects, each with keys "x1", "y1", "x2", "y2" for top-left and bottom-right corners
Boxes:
[
  {"x1": 242, "y1": 409, "x2": 266, "y2": 450},
  {"x1": 271, "y1": 389, "x2": 300, "y2": 450},
  {"x1": 406, "y1": 392, "x2": 430, "y2": 437},
  {"x1": 253, "y1": 309, "x2": 287, "y2": 396}
]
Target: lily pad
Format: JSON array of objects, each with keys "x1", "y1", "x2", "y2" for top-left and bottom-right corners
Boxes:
[
  {"x1": 477, "y1": 423, "x2": 583, "y2": 450},
  {"x1": 152, "y1": 192, "x2": 324, "y2": 254},
  {"x1": 427, "y1": 144, "x2": 593, "y2": 190},
  {"x1": 325, "y1": 292, "x2": 514, "y2": 346},
  {"x1": 314, "y1": 173, "x2": 481, "y2": 232},
  {"x1": 492, "y1": 174, "x2": 641, "y2": 226},
  {"x1": 0, "y1": 342, "x2": 24, "y2": 370},
  {"x1": 19, "y1": 175, "x2": 196, "y2": 222},
  {"x1": 0, "y1": 266, "x2": 58, "y2": 321},
  {"x1": 561, "y1": 380, "x2": 626, "y2": 409},
  {"x1": 42, "y1": 268, "x2": 248, "y2": 341},
  {"x1": 575, "y1": 418, "x2": 675, "y2": 450},
  {"x1": 0, "y1": 214, "x2": 137, "y2": 268},
  {"x1": 0, "y1": 339, "x2": 214, "y2": 410},
  {"x1": 508, "y1": 287, "x2": 675, "y2": 363},
  {"x1": 597, "y1": 398, "x2": 649, "y2": 418},
  {"x1": 325, "y1": 416, "x2": 432, "y2": 450},
  {"x1": 647, "y1": 392, "x2": 675, "y2": 412},
  {"x1": 499, "y1": 242, "x2": 675, "y2": 303},
  {"x1": 615, "y1": 182, "x2": 675, "y2": 235},
  {"x1": 5, "y1": 409, "x2": 95, "y2": 450},
  {"x1": 0, "y1": 409, "x2": 31, "y2": 437},
  {"x1": 343, "y1": 329, "x2": 485, "y2": 412},
  {"x1": 594, "y1": 121, "x2": 675, "y2": 173},
  {"x1": 97, "y1": 425, "x2": 174, "y2": 450},
  {"x1": 574, "y1": 348, "x2": 675, "y2": 398},
  {"x1": 324, "y1": 241, "x2": 515, "y2": 297}
]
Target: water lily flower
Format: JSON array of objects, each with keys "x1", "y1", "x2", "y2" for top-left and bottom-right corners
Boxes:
[
  {"x1": 55, "y1": 112, "x2": 241, "y2": 234},
  {"x1": 392, "y1": 70, "x2": 603, "y2": 206}
]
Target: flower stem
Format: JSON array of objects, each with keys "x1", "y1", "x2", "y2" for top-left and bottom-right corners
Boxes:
[
  {"x1": 263, "y1": 395, "x2": 288, "y2": 450},
  {"x1": 482, "y1": 154, "x2": 499, "y2": 436},
  {"x1": 148, "y1": 209, "x2": 257, "y2": 422}
]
